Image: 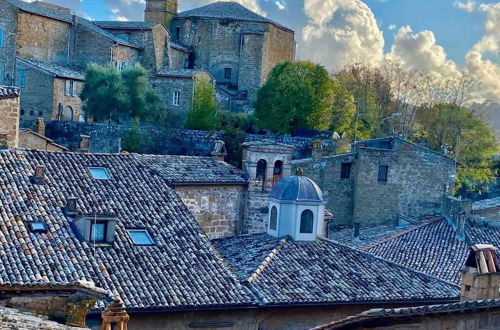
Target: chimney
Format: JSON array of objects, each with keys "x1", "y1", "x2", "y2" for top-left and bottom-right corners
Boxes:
[
  {"x1": 456, "y1": 211, "x2": 466, "y2": 240},
  {"x1": 30, "y1": 165, "x2": 46, "y2": 185},
  {"x1": 64, "y1": 197, "x2": 78, "y2": 216},
  {"x1": 461, "y1": 244, "x2": 500, "y2": 301},
  {"x1": 0, "y1": 134, "x2": 7, "y2": 149},
  {"x1": 311, "y1": 140, "x2": 324, "y2": 160},
  {"x1": 211, "y1": 140, "x2": 227, "y2": 162},
  {"x1": 101, "y1": 295, "x2": 130, "y2": 330},
  {"x1": 35, "y1": 118, "x2": 46, "y2": 136},
  {"x1": 353, "y1": 222, "x2": 361, "y2": 241},
  {"x1": 79, "y1": 135, "x2": 90, "y2": 153}
]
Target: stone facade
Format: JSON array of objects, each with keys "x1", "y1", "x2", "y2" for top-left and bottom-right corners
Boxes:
[
  {"x1": 0, "y1": 86, "x2": 20, "y2": 148},
  {"x1": 174, "y1": 185, "x2": 245, "y2": 239},
  {"x1": 19, "y1": 129, "x2": 68, "y2": 151},
  {"x1": 0, "y1": 1, "x2": 17, "y2": 86},
  {"x1": 145, "y1": 0, "x2": 178, "y2": 26},
  {"x1": 293, "y1": 137, "x2": 456, "y2": 225}
]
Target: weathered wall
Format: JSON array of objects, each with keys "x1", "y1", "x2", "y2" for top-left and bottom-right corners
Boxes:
[
  {"x1": 260, "y1": 25, "x2": 295, "y2": 85},
  {"x1": 0, "y1": 93, "x2": 20, "y2": 148},
  {"x1": 293, "y1": 153, "x2": 356, "y2": 224},
  {"x1": 15, "y1": 61, "x2": 53, "y2": 128},
  {"x1": 18, "y1": 131, "x2": 66, "y2": 152},
  {"x1": 0, "y1": 1, "x2": 18, "y2": 86},
  {"x1": 238, "y1": 32, "x2": 264, "y2": 102},
  {"x1": 174, "y1": 185, "x2": 245, "y2": 239},
  {"x1": 52, "y1": 78, "x2": 83, "y2": 121},
  {"x1": 152, "y1": 75, "x2": 194, "y2": 115},
  {"x1": 353, "y1": 144, "x2": 455, "y2": 224},
  {"x1": 168, "y1": 46, "x2": 189, "y2": 69},
  {"x1": 73, "y1": 23, "x2": 115, "y2": 68},
  {"x1": 16, "y1": 12, "x2": 70, "y2": 64}
]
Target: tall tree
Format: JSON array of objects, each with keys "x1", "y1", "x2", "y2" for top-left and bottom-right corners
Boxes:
[
  {"x1": 80, "y1": 64, "x2": 125, "y2": 122},
  {"x1": 184, "y1": 73, "x2": 220, "y2": 131},
  {"x1": 254, "y1": 61, "x2": 335, "y2": 134}
]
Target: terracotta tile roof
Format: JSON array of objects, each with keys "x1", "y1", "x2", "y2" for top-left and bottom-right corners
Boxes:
[
  {"x1": 0, "y1": 305, "x2": 84, "y2": 329},
  {"x1": 213, "y1": 234, "x2": 459, "y2": 305},
  {"x1": 16, "y1": 58, "x2": 85, "y2": 81},
  {"x1": 135, "y1": 154, "x2": 247, "y2": 185},
  {"x1": 312, "y1": 299, "x2": 500, "y2": 330},
  {"x1": 177, "y1": 1, "x2": 293, "y2": 32},
  {"x1": 0, "y1": 86, "x2": 20, "y2": 99},
  {"x1": 0, "y1": 150, "x2": 256, "y2": 311}
]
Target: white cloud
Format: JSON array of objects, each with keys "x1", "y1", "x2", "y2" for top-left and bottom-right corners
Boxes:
[
  {"x1": 387, "y1": 26, "x2": 461, "y2": 79},
  {"x1": 454, "y1": 0, "x2": 476, "y2": 13},
  {"x1": 275, "y1": 1, "x2": 285, "y2": 10},
  {"x1": 299, "y1": 0, "x2": 385, "y2": 69},
  {"x1": 465, "y1": 3, "x2": 500, "y2": 101},
  {"x1": 388, "y1": 24, "x2": 396, "y2": 31},
  {"x1": 104, "y1": 0, "x2": 145, "y2": 21}
]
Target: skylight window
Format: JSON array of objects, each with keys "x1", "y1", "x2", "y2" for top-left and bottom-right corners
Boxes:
[
  {"x1": 29, "y1": 222, "x2": 47, "y2": 233},
  {"x1": 127, "y1": 229, "x2": 155, "y2": 246},
  {"x1": 88, "y1": 167, "x2": 111, "y2": 180}
]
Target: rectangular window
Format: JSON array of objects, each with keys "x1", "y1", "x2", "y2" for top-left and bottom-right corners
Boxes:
[
  {"x1": 91, "y1": 221, "x2": 107, "y2": 243},
  {"x1": 88, "y1": 167, "x2": 111, "y2": 180},
  {"x1": 128, "y1": 229, "x2": 155, "y2": 246},
  {"x1": 378, "y1": 165, "x2": 389, "y2": 182},
  {"x1": 0, "y1": 28, "x2": 4, "y2": 48},
  {"x1": 340, "y1": 163, "x2": 352, "y2": 179},
  {"x1": 17, "y1": 69, "x2": 25, "y2": 88},
  {"x1": 65, "y1": 80, "x2": 75, "y2": 96},
  {"x1": 224, "y1": 68, "x2": 232, "y2": 80},
  {"x1": 173, "y1": 91, "x2": 180, "y2": 106}
]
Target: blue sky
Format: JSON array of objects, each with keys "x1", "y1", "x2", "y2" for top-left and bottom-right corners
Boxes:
[{"x1": 42, "y1": 0, "x2": 500, "y2": 101}]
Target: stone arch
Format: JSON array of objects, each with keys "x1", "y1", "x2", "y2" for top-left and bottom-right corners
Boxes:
[
  {"x1": 273, "y1": 160, "x2": 284, "y2": 184},
  {"x1": 256, "y1": 159, "x2": 267, "y2": 181},
  {"x1": 62, "y1": 106, "x2": 73, "y2": 121}
]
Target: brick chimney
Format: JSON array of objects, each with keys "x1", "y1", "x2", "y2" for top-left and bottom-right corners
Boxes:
[
  {"x1": 35, "y1": 118, "x2": 46, "y2": 136},
  {"x1": 79, "y1": 135, "x2": 90, "y2": 153},
  {"x1": 461, "y1": 244, "x2": 500, "y2": 301},
  {"x1": 30, "y1": 165, "x2": 46, "y2": 185},
  {"x1": 311, "y1": 140, "x2": 324, "y2": 160},
  {"x1": 64, "y1": 197, "x2": 79, "y2": 216},
  {"x1": 101, "y1": 295, "x2": 129, "y2": 330}
]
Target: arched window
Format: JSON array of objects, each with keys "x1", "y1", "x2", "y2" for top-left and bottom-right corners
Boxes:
[
  {"x1": 300, "y1": 210, "x2": 314, "y2": 234},
  {"x1": 270, "y1": 206, "x2": 277, "y2": 231},
  {"x1": 62, "y1": 106, "x2": 73, "y2": 121},
  {"x1": 256, "y1": 159, "x2": 267, "y2": 180},
  {"x1": 273, "y1": 160, "x2": 283, "y2": 184}
]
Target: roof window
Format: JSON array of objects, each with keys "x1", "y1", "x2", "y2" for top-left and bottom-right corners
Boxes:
[
  {"x1": 29, "y1": 222, "x2": 47, "y2": 233},
  {"x1": 89, "y1": 167, "x2": 111, "y2": 180},
  {"x1": 128, "y1": 229, "x2": 155, "y2": 246}
]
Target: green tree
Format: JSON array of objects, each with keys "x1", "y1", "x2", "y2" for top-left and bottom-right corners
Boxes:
[
  {"x1": 80, "y1": 63, "x2": 125, "y2": 122},
  {"x1": 184, "y1": 73, "x2": 220, "y2": 131},
  {"x1": 222, "y1": 124, "x2": 246, "y2": 168},
  {"x1": 122, "y1": 118, "x2": 142, "y2": 152},
  {"x1": 254, "y1": 61, "x2": 335, "y2": 134},
  {"x1": 329, "y1": 81, "x2": 357, "y2": 136}
]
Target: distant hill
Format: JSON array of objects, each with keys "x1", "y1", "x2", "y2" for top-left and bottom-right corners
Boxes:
[{"x1": 468, "y1": 100, "x2": 500, "y2": 146}]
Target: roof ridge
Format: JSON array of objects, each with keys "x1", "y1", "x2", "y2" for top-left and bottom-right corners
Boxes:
[
  {"x1": 322, "y1": 237, "x2": 460, "y2": 289},
  {"x1": 246, "y1": 236, "x2": 288, "y2": 283},
  {"x1": 363, "y1": 217, "x2": 443, "y2": 251}
]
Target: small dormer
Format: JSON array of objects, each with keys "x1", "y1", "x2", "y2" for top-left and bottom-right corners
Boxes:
[
  {"x1": 72, "y1": 215, "x2": 117, "y2": 245},
  {"x1": 267, "y1": 175, "x2": 326, "y2": 241}
]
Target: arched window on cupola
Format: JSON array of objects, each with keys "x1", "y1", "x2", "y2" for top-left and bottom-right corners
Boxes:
[
  {"x1": 300, "y1": 210, "x2": 314, "y2": 234},
  {"x1": 270, "y1": 206, "x2": 278, "y2": 231}
]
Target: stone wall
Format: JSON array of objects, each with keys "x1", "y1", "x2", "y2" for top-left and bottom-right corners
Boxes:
[
  {"x1": 174, "y1": 185, "x2": 245, "y2": 239},
  {"x1": 52, "y1": 78, "x2": 83, "y2": 122},
  {"x1": 0, "y1": 1, "x2": 17, "y2": 86},
  {"x1": 16, "y1": 12, "x2": 70, "y2": 64},
  {"x1": 152, "y1": 75, "x2": 194, "y2": 117},
  {"x1": 168, "y1": 46, "x2": 189, "y2": 69},
  {"x1": 238, "y1": 33, "x2": 264, "y2": 102},
  {"x1": 260, "y1": 25, "x2": 295, "y2": 85},
  {"x1": 73, "y1": 22, "x2": 115, "y2": 68},
  {"x1": 18, "y1": 131, "x2": 66, "y2": 152},
  {"x1": 0, "y1": 92, "x2": 20, "y2": 148}
]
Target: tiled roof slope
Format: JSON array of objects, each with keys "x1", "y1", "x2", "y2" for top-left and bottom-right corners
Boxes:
[
  {"x1": 312, "y1": 299, "x2": 500, "y2": 330},
  {"x1": 136, "y1": 154, "x2": 247, "y2": 185},
  {"x1": 17, "y1": 58, "x2": 85, "y2": 81},
  {"x1": 0, "y1": 86, "x2": 20, "y2": 99},
  {"x1": 93, "y1": 21, "x2": 156, "y2": 30},
  {"x1": 78, "y1": 18, "x2": 142, "y2": 49},
  {"x1": 213, "y1": 234, "x2": 459, "y2": 305},
  {"x1": 177, "y1": 2, "x2": 293, "y2": 32},
  {"x1": 0, "y1": 305, "x2": 84, "y2": 329},
  {"x1": 0, "y1": 150, "x2": 256, "y2": 311},
  {"x1": 366, "y1": 219, "x2": 469, "y2": 284}
]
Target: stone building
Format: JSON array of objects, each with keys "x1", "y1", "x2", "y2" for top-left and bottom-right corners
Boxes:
[
  {"x1": 146, "y1": 0, "x2": 296, "y2": 112},
  {"x1": 0, "y1": 85, "x2": 20, "y2": 148},
  {"x1": 293, "y1": 136, "x2": 456, "y2": 225}
]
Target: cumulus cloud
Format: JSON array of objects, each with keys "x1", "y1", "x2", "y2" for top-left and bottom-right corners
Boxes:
[
  {"x1": 299, "y1": 0, "x2": 385, "y2": 69},
  {"x1": 465, "y1": 3, "x2": 500, "y2": 101},
  {"x1": 454, "y1": 0, "x2": 476, "y2": 13},
  {"x1": 387, "y1": 26, "x2": 461, "y2": 79},
  {"x1": 388, "y1": 24, "x2": 396, "y2": 31},
  {"x1": 104, "y1": 0, "x2": 145, "y2": 21}
]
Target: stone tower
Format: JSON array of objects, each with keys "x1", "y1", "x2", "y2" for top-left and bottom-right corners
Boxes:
[{"x1": 144, "y1": 0, "x2": 178, "y2": 27}]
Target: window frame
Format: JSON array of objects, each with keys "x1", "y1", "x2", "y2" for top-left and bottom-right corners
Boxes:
[
  {"x1": 127, "y1": 229, "x2": 156, "y2": 246},
  {"x1": 269, "y1": 206, "x2": 278, "y2": 231},
  {"x1": 299, "y1": 209, "x2": 314, "y2": 234},
  {"x1": 172, "y1": 91, "x2": 180, "y2": 106},
  {"x1": 90, "y1": 221, "x2": 107, "y2": 244},
  {"x1": 378, "y1": 165, "x2": 389, "y2": 182},
  {"x1": 28, "y1": 221, "x2": 48, "y2": 233},
  {"x1": 340, "y1": 162, "x2": 352, "y2": 179},
  {"x1": 224, "y1": 67, "x2": 232, "y2": 80},
  {"x1": 88, "y1": 167, "x2": 111, "y2": 180}
]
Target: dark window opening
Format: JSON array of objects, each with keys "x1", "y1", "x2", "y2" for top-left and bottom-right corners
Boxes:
[
  {"x1": 270, "y1": 206, "x2": 277, "y2": 230},
  {"x1": 20, "y1": 109, "x2": 25, "y2": 116},
  {"x1": 300, "y1": 210, "x2": 314, "y2": 234},
  {"x1": 273, "y1": 160, "x2": 283, "y2": 185},
  {"x1": 29, "y1": 110, "x2": 34, "y2": 116},
  {"x1": 38, "y1": 111, "x2": 43, "y2": 117},
  {"x1": 341, "y1": 163, "x2": 352, "y2": 179},
  {"x1": 90, "y1": 221, "x2": 107, "y2": 243},
  {"x1": 256, "y1": 159, "x2": 267, "y2": 181},
  {"x1": 175, "y1": 26, "x2": 180, "y2": 40},
  {"x1": 224, "y1": 68, "x2": 232, "y2": 80},
  {"x1": 378, "y1": 165, "x2": 389, "y2": 182}
]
